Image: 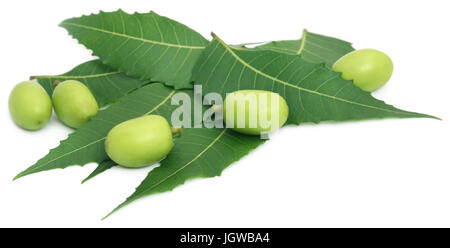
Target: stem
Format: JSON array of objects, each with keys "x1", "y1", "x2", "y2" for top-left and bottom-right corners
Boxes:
[
  {"x1": 54, "y1": 80, "x2": 61, "y2": 86},
  {"x1": 30, "y1": 75, "x2": 52, "y2": 80},
  {"x1": 171, "y1": 127, "x2": 182, "y2": 135}
]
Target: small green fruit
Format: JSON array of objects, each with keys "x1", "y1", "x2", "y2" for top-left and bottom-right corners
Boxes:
[
  {"x1": 332, "y1": 49, "x2": 394, "y2": 92},
  {"x1": 105, "y1": 115, "x2": 175, "y2": 168},
  {"x1": 52, "y1": 80, "x2": 98, "y2": 128},
  {"x1": 9, "y1": 81, "x2": 52, "y2": 130},
  {"x1": 223, "y1": 90, "x2": 289, "y2": 135}
]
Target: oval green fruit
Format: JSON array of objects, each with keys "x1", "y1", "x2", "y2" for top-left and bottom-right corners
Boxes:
[
  {"x1": 223, "y1": 90, "x2": 289, "y2": 135},
  {"x1": 105, "y1": 115, "x2": 175, "y2": 168},
  {"x1": 52, "y1": 80, "x2": 98, "y2": 128},
  {"x1": 9, "y1": 81, "x2": 52, "y2": 130},
  {"x1": 332, "y1": 49, "x2": 394, "y2": 92}
]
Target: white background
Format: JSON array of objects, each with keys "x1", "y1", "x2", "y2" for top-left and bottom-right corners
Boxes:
[{"x1": 0, "y1": 0, "x2": 449, "y2": 227}]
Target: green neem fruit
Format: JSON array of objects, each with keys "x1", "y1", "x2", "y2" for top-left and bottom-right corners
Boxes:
[
  {"x1": 223, "y1": 90, "x2": 289, "y2": 135},
  {"x1": 332, "y1": 49, "x2": 394, "y2": 92},
  {"x1": 105, "y1": 115, "x2": 177, "y2": 168},
  {"x1": 9, "y1": 81, "x2": 52, "y2": 130},
  {"x1": 52, "y1": 80, "x2": 98, "y2": 128}
]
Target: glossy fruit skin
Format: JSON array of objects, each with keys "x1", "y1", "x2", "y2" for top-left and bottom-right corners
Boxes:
[
  {"x1": 9, "y1": 81, "x2": 52, "y2": 130},
  {"x1": 223, "y1": 90, "x2": 289, "y2": 135},
  {"x1": 332, "y1": 49, "x2": 394, "y2": 92},
  {"x1": 52, "y1": 80, "x2": 98, "y2": 128},
  {"x1": 105, "y1": 115, "x2": 174, "y2": 168}
]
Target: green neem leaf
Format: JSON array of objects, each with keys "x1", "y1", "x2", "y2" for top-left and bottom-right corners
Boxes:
[
  {"x1": 14, "y1": 83, "x2": 180, "y2": 180},
  {"x1": 60, "y1": 10, "x2": 209, "y2": 89},
  {"x1": 192, "y1": 34, "x2": 437, "y2": 125},
  {"x1": 33, "y1": 60, "x2": 148, "y2": 107},
  {"x1": 104, "y1": 128, "x2": 264, "y2": 219},
  {"x1": 81, "y1": 160, "x2": 117, "y2": 184},
  {"x1": 253, "y1": 29, "x2": 355, "y2": 67}
]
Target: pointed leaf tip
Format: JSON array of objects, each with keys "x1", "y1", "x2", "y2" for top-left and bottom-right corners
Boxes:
[
  {"x1": 105, "y1": 128, "x2": 265, "y2": 218},
  {"x1": 13, "y1": 170, "x2": 26, "y2": 181}
]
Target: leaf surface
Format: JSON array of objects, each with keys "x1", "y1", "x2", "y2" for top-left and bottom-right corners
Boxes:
[
  {"x1": 33, "y1": 60, "x2": 148, "y2": 107},
  {"x1": 60, "y1": 10, "x2": 209, "y2": 89},
  {"x1": 254, "y1": 30, "x2": 355, "y2": 67},
  {"x1": 192, "y1": 35, "x2": 436, "y2": 125},
  {"x1": 104, "y1": 128, "x2": 264, "y2": 219}
]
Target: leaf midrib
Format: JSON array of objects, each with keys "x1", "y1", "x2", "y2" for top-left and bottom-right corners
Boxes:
[
  {"x1": 61, "y1": 22, "x2": 206, "y2": 50},
  {"x1": 104, "y1": 128, "x2": 228, "y2": 219}
]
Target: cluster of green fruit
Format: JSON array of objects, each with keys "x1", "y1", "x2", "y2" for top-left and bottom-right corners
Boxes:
[
  {"x1": 9, "y1": 80, "x2": 98, "y2": 130},
  {"x1": 9, "y1": 48, "x2": 393, "y2": 168}
]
